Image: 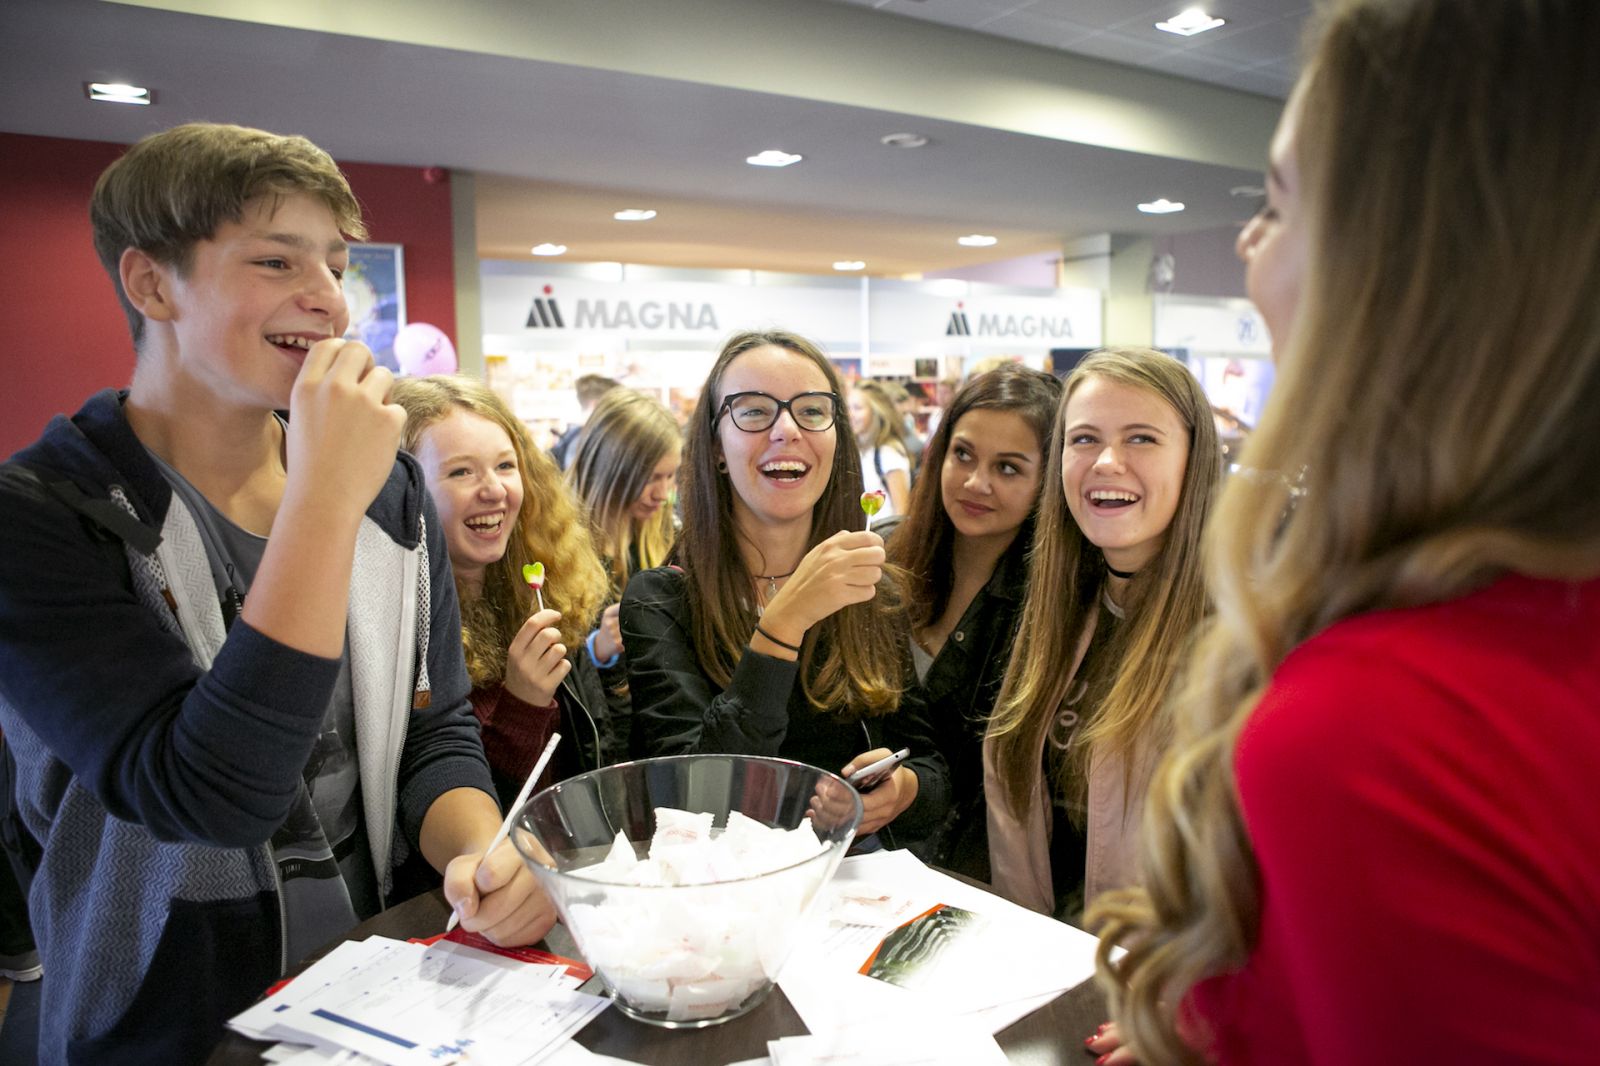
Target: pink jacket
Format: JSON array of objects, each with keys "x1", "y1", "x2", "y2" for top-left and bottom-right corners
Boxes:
[{"x1": 982, "y1": 614, "x2": 1155, "y2": 917}]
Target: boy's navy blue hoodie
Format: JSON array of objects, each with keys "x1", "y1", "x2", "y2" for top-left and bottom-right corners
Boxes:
[{"x1": 0, "y1": 389, "x2": 493, "y2": 1064}]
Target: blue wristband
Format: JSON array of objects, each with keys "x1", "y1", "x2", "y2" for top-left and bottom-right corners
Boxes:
[{"x1": 586, "y1": 628, "x2": 621, "y2": 670}]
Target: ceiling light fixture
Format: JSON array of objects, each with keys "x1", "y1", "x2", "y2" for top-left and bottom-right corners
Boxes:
[
  {"x1": 530, "y1": 243, "x2": 568, "y2": 256},
  {"x1": 957, "y1": 234, "x2": 998, "y2": 247},
  {"x1": 85, "y1": 81, "x2": 152, "y2": 105},
  {"x1": 746, "y1": 149, "x2": 803, "y2": 168},
  {"x1": 880, "y1": 133, "x2": 929, "y2": 149},
  {"x1": 613, "y1": 209, "x2": 657, "y2": 222},
  {"x1": 833, "y1": 261, "x2": 866, "y2": 272},
  {"x1": 1138, "y1": 198, "x2": 1187, "y2": 214},
  {"x1": 1155, "y1": 8, "x2": 1226, "y2": 36}
]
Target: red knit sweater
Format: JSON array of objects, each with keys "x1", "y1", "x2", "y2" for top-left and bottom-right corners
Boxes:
[{"x1": 1191, "y1": 574, "x2": 1600, "y2": 1065}]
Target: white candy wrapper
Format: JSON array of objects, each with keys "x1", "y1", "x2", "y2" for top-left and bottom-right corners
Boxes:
[{"x1": 562, "y1": 806, "x2": 831, "y2": 1020}]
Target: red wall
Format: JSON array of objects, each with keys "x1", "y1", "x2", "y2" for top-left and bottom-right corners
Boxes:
[{"x1": 0, "y1": 132, "x2": 458, "y2": 458}]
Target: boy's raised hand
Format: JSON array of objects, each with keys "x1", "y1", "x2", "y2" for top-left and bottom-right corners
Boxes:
[
  {"x1": 241, "y1": 338, "x2": 403, "y2": 658},
  {"x1": 284, "y1": 338, "x2": 405, "y2": 515}
]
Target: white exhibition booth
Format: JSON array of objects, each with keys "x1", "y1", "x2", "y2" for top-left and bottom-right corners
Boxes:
[{"x1": 479, "y1": 260, "x2": 1102, "y2": 443}]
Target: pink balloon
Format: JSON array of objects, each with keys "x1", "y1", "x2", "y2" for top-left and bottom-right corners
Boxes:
[{"x1": 394, "y1": 322, "x2": 458, "y2": 376}]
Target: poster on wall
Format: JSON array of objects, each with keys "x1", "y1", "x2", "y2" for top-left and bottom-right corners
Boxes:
[
  {"x1": 1179, "y1": 352, "x2": 1276, "y2": 464},
  {"x1": 830, "y1": 357, "x2": 863, "y2": 383},
  {"x1": 344, "y1": 243, "x2": 407, "y2": 370}
]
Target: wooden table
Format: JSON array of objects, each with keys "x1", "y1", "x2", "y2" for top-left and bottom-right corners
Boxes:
[{"x1": 209, "y1": 888, "x2": 1108, "y2": 1065}]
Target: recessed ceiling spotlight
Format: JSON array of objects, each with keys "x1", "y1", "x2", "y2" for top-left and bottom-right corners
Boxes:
[
  {"x1": 1230, "y1": 185, "x2": 1265, "y2": 199},
  {"x1": 833, "y1": 261, "x2": 866, "y2": 272},
  {"x1": 531, "y1": 243, "x2": 568, "y2": 256},
  {"x1": 880, "y1": 133, "x2": 930, "y2": 149},
  {"x1": 1138, "y1": 199, "x2": 1187, "y2": 214},
  {"x1": 613, "y1": 209, "x2": 657, "y2": 222},
  {"x1": 1156, "y1": 8, "x2": 1226, "y2": 36},
  {"x1": 746, "y1": 150, "x2": 803, "y2": 168},
  {"x1": 85, "y1": 81, "x2": 152, "y2": 105},
  {"x1": 957, "y1": 234, "x2": 999, "y2": 247}
]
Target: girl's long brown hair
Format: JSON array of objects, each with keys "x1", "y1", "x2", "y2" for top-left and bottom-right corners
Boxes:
[
  {"x1": 851, "y1": 379, "x2": 909, "y2": 457},
  {"x1": 988, "y1": 348, "x2": 1221, "y2": 818},
  {"x1": 672, "y1": 330, "x2": 905, "y2": 714},
  {"x1": 1089, "y1": 3, "x2": 1600, "y2": 1062},
  {"x1": 395, "y1": 375, "x2": 608, "y2": 687}
]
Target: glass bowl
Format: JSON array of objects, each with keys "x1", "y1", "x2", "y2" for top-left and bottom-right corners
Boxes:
[{"x1": 511, "y1": 754, "x2": 861, "y2": 1028}]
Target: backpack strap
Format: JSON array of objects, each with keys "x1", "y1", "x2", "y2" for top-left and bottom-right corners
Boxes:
[{"x1": 4, "y1": 462, "x2": 162, "y2": 555}]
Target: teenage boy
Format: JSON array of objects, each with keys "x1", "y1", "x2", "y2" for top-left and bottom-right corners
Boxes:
[{"x1": 0, "y1": 123, "x2": 555, "y2": 1064}]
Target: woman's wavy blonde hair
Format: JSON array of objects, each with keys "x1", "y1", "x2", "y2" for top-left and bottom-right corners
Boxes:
[
  {"x1": 394, "y1": 375, "x2": 609, "y2": 687},
  {"x1": 673, "y1": 330, "x2": 907, "y2": 715},
  {"x1": 851, "y1": 379, "x2": 909, "y2": 457},
  {"x1": 567, "y1": 388, "x2": 681, "y2": 596},
  {"x1": 987, "y1": 348, "x2": 1220, "y2": 819},
  {"x1": 1089, "y1": 2, "x2": 1600, "y2": 1062}
]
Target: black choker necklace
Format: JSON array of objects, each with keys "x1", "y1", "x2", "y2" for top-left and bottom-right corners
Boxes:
[
  {"x1": 1106, "y1": 564, "x2": 1137, "y2": 580},
  {"x1": 754, "y1": 568, "x2": 797, "y2": 599}
]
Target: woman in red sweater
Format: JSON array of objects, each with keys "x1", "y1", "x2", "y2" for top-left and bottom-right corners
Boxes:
[{"x1": 1087, "y1": 1, "x2": 1600, "y2": 1063}]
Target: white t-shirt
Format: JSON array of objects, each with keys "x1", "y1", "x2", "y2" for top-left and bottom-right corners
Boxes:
[{"x1": 859, "y1": 444, "x2": 912, "y2": 517}]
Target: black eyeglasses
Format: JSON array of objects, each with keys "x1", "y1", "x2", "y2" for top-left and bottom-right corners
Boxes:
[{"x1": 713, "y1": 391, "x2": 841, "y2": 433}]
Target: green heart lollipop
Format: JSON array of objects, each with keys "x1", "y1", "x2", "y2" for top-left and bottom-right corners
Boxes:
[{"x1": 523, "y1": 561, "x2": 547, "y2": 612}]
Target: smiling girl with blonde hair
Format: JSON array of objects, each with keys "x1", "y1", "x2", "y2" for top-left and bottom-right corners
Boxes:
[
  {"x1": 985, "y1": 348, "x2": 1219, "y2": 922},
  {"x1": 395, "y1": 375, "x2": 625, "y2": 810}
]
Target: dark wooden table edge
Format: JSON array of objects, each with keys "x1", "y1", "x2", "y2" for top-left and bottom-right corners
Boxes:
[{"x1": 209, "y1": 888, "x2": 1108, "y2": 1065}]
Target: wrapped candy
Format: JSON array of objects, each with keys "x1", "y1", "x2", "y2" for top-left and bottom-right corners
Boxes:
[{"x1": 564, "y1": 807, "x2": 830, "y2": 1022}]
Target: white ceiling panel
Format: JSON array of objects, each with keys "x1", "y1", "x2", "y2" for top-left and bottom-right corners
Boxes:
[{"x1": 0, "y1": 0, "x2": 1300, "y2": 276}]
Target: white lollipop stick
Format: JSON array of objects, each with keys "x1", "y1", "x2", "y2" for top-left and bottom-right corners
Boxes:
[
  {"x1": 445, "y1": 731, "x2": 562, "y2": 932},
  {"x1": 523, "y1": 562, "x2": 548, "y2": 614}
]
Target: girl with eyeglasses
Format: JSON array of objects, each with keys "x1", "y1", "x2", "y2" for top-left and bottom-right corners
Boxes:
[{"x1": 621, "y1": 330, "x2": 949, "y2": 841}]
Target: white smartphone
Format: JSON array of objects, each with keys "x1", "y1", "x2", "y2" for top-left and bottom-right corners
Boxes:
[{"x1": 847, "y1": 748, "x2": 910, "y2": 792}]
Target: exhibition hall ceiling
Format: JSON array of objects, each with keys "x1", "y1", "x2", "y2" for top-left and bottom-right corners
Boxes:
[
  {"x1": 2, "y1": 0, "x2": 1307, "y2": 276},
  {"x1": 828, "y1": 0, "x2": 1311, "y2": 100}
]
